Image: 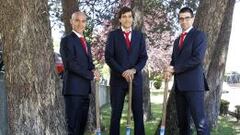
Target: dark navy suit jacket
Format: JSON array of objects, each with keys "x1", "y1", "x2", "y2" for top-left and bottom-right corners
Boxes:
[
  {"x1": 105, "y1": 29, "x2": 148, "y2": 88},
  {"x1": 60, "y1": 32, "x2": 95, "y2": 95},
  {"x1": 170, "y1": 28, "x2": 209, "y2": 91}
]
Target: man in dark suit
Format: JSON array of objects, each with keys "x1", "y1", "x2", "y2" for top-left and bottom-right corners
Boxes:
[
  {"x1": 105, "y1": 7, "x2": 148, "y2": 135},
  {"x1": 164, "y1": 7, "x2": 210, "y2": 135},
  {"x1": 60, "y1": 11, "x2": 99, "y2": 135}
]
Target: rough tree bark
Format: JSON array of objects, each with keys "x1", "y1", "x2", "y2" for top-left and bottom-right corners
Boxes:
[
  {"x1": 61, "y1": 0, "x2": 79, "y2": 34},
  {"x1": 158, "y1": 0, "x2": 236, "y2": 134},
  {"x1": 86, "y1": 82, "x2": 97, "y2": 133},
  {"x1": 132, "y1": 0, "x2": 152, "y2": 121},
  {"x1": 194, "y1": 0, "x2": 236, "y2": 128},
  {"x1": 0, "y1": 0, "x2": 66, "y2": 134}
]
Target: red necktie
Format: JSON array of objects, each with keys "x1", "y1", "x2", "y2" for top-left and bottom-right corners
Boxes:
[
  {"x1": 178, "y1": 32, "x2": 187, "y2": 49},
  {"x1": 123, "y1": 31, "x2": 131, "y2": 49},
  {"x1": 79, "y1": 37, "x2": 88, "y2": 54}
]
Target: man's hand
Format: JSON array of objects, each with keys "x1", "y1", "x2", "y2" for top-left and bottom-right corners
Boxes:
[
  {"x1": 92, "y1": 70, "x2": 100, "y2": 81},
  {"x1": 164, "y1": 66, "x2": 174, "y2": 81},
  {"x1": 164, "y1": 71, "x2": 172, "y2": 81},
  {"x1": 165, "y1": 66, "x2": 174, "y2": 73},
  {"x1": 122, "y1": 68, "x2": 136, "y2": 82}
]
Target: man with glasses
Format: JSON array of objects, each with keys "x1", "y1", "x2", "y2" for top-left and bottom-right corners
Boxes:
[{"x1": 164, "y1": 7, "x2": 210, "y2": 135}]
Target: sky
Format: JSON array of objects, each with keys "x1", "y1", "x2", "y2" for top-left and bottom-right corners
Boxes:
[{"x1": 225, "y1": 2, "x2": 240, "y2": 73}]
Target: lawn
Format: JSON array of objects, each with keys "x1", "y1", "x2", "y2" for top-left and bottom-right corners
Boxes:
[
  {"x1": 210, "y1": 116, "x2": 240, "y2": 135},
  {"x1": 98, "y1": 102, "x2": 161, "y2": 135},
  {"x1": 86, "y1": 91, "x2": 240, "y2": 135}
]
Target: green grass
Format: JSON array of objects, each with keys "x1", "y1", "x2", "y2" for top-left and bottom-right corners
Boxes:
[
  {"x1": 211, "y1": 116, "x2": 240, "y2": 135},
  {"x1": 192, "y1": 116, "x2": 240, "y2": 135},
  {"x1": 91, "y1": 102, "x2": 162, "y2": 135},
  {"x1": 86, "y1": 92, "x2": 240, "y2": 135}
]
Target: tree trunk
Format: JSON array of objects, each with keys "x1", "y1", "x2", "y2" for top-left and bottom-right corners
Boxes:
[
  {"x1": 86, "y1": 82, "x2": 97, "y2": 133},
  {"x1": 0, "y1": 0, "x2": 66, "y2": 134},
  {"x1": 132, "y1": 0, "x2": 152, "y2": 121},
  {"x1": 142, "y1": 69, "x2": 152, "y2": 121},
  {"x1": 132, "y1": 0, "x2": 144, "y2": 31},
  {"x1": 194, "y1": 0, "x2": 235, "y2": 128},
  {"x1": 61, "y1": 0, "x2": 79, "y2": 34},
  {"x1": 154, "y1": 0, "x2": 235, "y2": 134}
]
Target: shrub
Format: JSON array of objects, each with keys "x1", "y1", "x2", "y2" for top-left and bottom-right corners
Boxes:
[
  {"x1": 220, "y1": 100, "x2": 230, "y2": 116},
  {"x1": 235, "y1": 105, "x2": 240, "y2": 122}
]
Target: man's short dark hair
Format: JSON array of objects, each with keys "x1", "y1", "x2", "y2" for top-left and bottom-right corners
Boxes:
[
  {"x1": 118, "y1": 6, "x2": 134, "y2": 19},
  {"x1": 179, "y1": 7, "x2": 194, "y2": 17}
]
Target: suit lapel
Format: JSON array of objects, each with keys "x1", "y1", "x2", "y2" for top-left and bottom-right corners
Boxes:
[
  {"x1": 130, "y1": 30, "x2": 137, "y2": 52},
  {"x1": 85, "y1": 43, "x2": 90, "y2": 57},
  {"x1": 117, "y1": 29, "x2": 129, "y2": 52},
  {"x1": 71, "y1": 32, "x2": 89, "y2": 57},
  {"x1": 176, "y1": 28, "x2": 195, "y2": 56},
  {"x1": 175, "y1": 37, "x2": 181, "y2": 56}
]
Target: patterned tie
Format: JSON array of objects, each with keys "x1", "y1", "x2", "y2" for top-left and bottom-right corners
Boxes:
[
  {"x1": 79, "y1": 37, "x2": 88, "y2": 54},
  {"x1": 123, "y1": 31, "x2": 131, "y2": 49},
  {"x1": 178, "y1": 32, "x2": 187, "y2": 49}
]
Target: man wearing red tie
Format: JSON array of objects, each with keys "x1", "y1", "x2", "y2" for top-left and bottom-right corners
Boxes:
[
  {"x1": 60, "y1": 11, "x2": 99, "y2": 135},
  {"x1": 105, "y1": 7, "x2": 148, "y2": 135},
  {"x1": 164, "y1": 7, "x2": 210, "y2": 135}
]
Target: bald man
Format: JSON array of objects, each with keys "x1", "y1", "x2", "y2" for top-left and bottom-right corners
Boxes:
[{"x1": 60, "y1": 11, "x2": 99, "y2": 135}]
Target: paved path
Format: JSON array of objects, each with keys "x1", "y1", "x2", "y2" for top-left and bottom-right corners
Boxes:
[
  {"x1": 152, "y1": 81, "x2": 240, "y2": 113},
  {"x1": 222, "y1": 82, "x2": 240, "y2": 112}
]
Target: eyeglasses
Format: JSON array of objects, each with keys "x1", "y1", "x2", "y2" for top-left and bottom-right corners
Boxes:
[{"x1": 178, "y1": 16, "x2": 192, "y2": 22}]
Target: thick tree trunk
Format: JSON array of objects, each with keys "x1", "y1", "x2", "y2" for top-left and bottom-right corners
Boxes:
[
  {"x1": 194, "y1": 0, "x2": 229, "y2": 72},
  {"x1": 194, "y1": 0, "x2": 235, "y2": 128},
  {"x1": 86, "y1": 82, "x2": 97, "y2": 133},
  {"x1": 0, "y1": 0, "x2": 66, "y2": 134},
  {"x1": 142, "y1": 69, "x2": 152, "y2": 121},
  {"x1": 132, "y1": 0, "x2": 144, "y2": 31},
  {"x1": 132, "y1": 0, "x2": 152, "y2": 121},
  {"x1": 61, "y1": 0, "x2": 79, "y2": 34}
]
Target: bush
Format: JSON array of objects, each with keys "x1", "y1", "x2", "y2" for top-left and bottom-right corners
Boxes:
[
  {"x1": 153, "y1": 81, "x2": 161, "y2": 89},
  {"x1": 235, "y1": 105, "x2": 240, "y2": 122},
  {"x1": 153, "y1": 74, "x2": 163, "y2": 89},
  {"x1": 220, "y1": 100, "x2": 230, "y2": 116}
]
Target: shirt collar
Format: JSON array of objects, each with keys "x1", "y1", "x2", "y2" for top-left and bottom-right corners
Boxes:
[
  {"x1": 121, "y1": 26, "x2": 132, "y2": 33},
  {"x1": 182, "y1": 26, "x2": 193, "y2": 34},
  {"x1": 72, "y1": 30, "x2": 84, "y2": 38}
]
